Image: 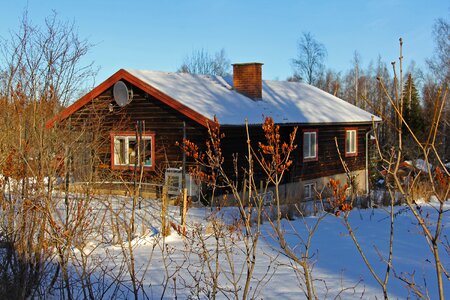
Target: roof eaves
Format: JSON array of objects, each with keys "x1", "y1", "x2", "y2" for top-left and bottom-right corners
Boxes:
[{"x1": 221, "y1": 119, "x2": 380, "y2": 127}]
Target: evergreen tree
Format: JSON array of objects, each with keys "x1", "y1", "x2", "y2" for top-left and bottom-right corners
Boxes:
[{"x1": 401, "y1": 73, "x2": 424, "y2": 138}]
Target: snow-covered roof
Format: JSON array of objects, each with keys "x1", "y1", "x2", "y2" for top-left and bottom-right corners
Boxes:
[{"x1": 127, "y1": 69, "x2": 380, "y2": 125}]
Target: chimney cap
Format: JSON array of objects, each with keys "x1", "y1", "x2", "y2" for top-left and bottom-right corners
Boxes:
[{"x1": 232, "y1": 62, "x2": 264, "y2": 66}]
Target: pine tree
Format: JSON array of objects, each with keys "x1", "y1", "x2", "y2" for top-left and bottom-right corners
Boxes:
[{"x1": 401, "y1": 73, "x2": 424, "y2": 138}]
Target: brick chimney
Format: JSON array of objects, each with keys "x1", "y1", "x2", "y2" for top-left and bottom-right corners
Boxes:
[{"x1": 232, "y1": 62, "x2": 263, "y2": 100}]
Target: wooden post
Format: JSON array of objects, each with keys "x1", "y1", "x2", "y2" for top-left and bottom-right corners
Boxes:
[
  {"x1": 259, "y1": 180, "x2": 264, "y2": 225},
  {"x1": 182, "y1": 188, "x2": 188, "y2": 234},
  {"x1": 161, "y1": 185, "x2": 168, "y2": 237},
  {"x1": 181, "y1": 121, "x2": 186, "y2": 218}
]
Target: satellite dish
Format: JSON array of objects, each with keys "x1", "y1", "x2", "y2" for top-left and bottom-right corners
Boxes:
[{"x1": 113, "y1": 81, "x2": 133, "y2": 107}]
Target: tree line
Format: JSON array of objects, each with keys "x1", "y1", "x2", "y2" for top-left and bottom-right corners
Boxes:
[{"x1": 179, "y1": 19, "x2": 449, "y2": 162}]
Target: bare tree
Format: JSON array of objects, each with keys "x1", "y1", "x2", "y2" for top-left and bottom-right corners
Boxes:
[
  {"x1": 427, "y1": 18, "x2": 450, "y2": 85},
  {"x1": 178, "y1": 48, "x2": 230, "y2": 76},
  {"x1": 0, "y1": 11, "x2": 96, "y2": 107},
  {"x1": 0, "y1": 11, "x2": 100, "y2": 298},
  {"x1": 338, "y1": 39, "x2": 449, "y2": 300},
  {"x1": 352, "y1": 51, "x2": 361, "y2": 106},
  {"x1": 180, "y1": 117, "x2": 279, "y2": 300},
  {"x1": 426, "y1": 17, "x2": 450, "y2": 161},
  {"x1": 292, "y1": 32, "x2": 327, "y2": 85},
  {"x1": 315, "y1": 69, "x2": 342, "y2": 96}
]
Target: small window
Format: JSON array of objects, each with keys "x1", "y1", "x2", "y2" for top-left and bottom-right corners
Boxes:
[
  {"x1": 303, "y1": 130, "x2": 318, "y2": 161},
  {"x1": 304, "y1": 183, "x2": 315, "y2": 200},
  {"x1": 111, "y1": 132, "x2": 155, "y2": 170},
  {"x1": 345, "y1": 129, "x2": 357, "y2": 157}
]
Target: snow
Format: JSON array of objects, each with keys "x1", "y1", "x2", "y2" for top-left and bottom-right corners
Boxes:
[
  {"x1": 54, "y1": 195, "x2": 449, "y2": 299},
  {"x1": 414, "y1": 159, "x2": 431, "y2": 173},
  {"x1": 403, "y1": 159, "x2": 433, "y2": 173},
  {"x1": 126, "y1": 69, "x2": 381, "y2": 125}
]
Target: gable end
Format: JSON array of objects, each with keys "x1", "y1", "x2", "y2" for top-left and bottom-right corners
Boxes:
[{"x1": 46, "y1": 69, "x2": 213, "y2": 128}]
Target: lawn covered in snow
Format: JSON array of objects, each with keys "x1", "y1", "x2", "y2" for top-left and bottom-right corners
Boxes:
[{"x1": 60, "y1": 196, "x2": 449, "y2": 299}]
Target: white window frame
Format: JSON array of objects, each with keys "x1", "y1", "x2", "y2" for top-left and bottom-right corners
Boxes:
[
  {"x1": 304, "y1": 183, "x2": 315, "y2": 200},
  {"x1": 111, "y1": 132, "x2": 154, "y2": 169},
  {"x1": 303, "y1": 130, "x2": 318, "y2": 161},
  {"x1": 345, "y1": 129, "x2": 357, "y2": 156}
]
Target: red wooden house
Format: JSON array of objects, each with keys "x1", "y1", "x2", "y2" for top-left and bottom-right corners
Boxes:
[{"x1": 47, "y1": 63, "x2": 380, "y2": 203}]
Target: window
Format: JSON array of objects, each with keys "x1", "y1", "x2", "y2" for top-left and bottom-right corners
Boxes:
[
  {"x1": 345, "y1": 129, "x2": 357, "y2": 157},
  {"x1": 303, "y1": 130, "x2": 318, "y2": 161},
  {"x1": 110, "y1": 132, "x2": 155, "y2": 170},
  {"x1": 304, "y1": 183, "x2": 315, "y2": 200}
]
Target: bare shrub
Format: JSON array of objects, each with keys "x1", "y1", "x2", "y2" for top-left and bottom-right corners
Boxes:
[{"x1": 333, "y1": 38, "x2": 449, "y2": 300}]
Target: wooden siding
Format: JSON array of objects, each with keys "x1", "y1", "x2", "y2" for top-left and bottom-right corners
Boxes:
[
  {"x1": 64, "y1": 79, "x2": 370, "y2": 187},
  {"x1": 220, "y1": 124, "x2": 370, "y2": 184},
  {"x1": 292, "y1": 125, "x2": 370, "y2": 181},
  {"x1": 67, "y1": 81, "x2": 207, "y2": 178}
]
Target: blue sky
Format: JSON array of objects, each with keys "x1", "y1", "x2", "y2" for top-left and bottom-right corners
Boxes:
[{"x1": 0, "y1": 1, "x2": 448, "y2": 82}]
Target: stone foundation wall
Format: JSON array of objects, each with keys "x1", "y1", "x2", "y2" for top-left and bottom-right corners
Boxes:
[
  {"x1": 281, "y1": 169, "x2": 367, "y2": 205},
  {"x1": 213, "y1": 169, "x2": 367, "y2": 207}
]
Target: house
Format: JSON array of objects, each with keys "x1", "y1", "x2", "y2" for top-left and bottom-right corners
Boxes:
[{"x1": 47, "y1": 63, "x2": 380, "y2": 203}]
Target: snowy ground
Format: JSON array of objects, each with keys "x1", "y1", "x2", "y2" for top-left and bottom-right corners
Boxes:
[{"x1": 53, "y1": 195, "x2": 449, "y2": 299}]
